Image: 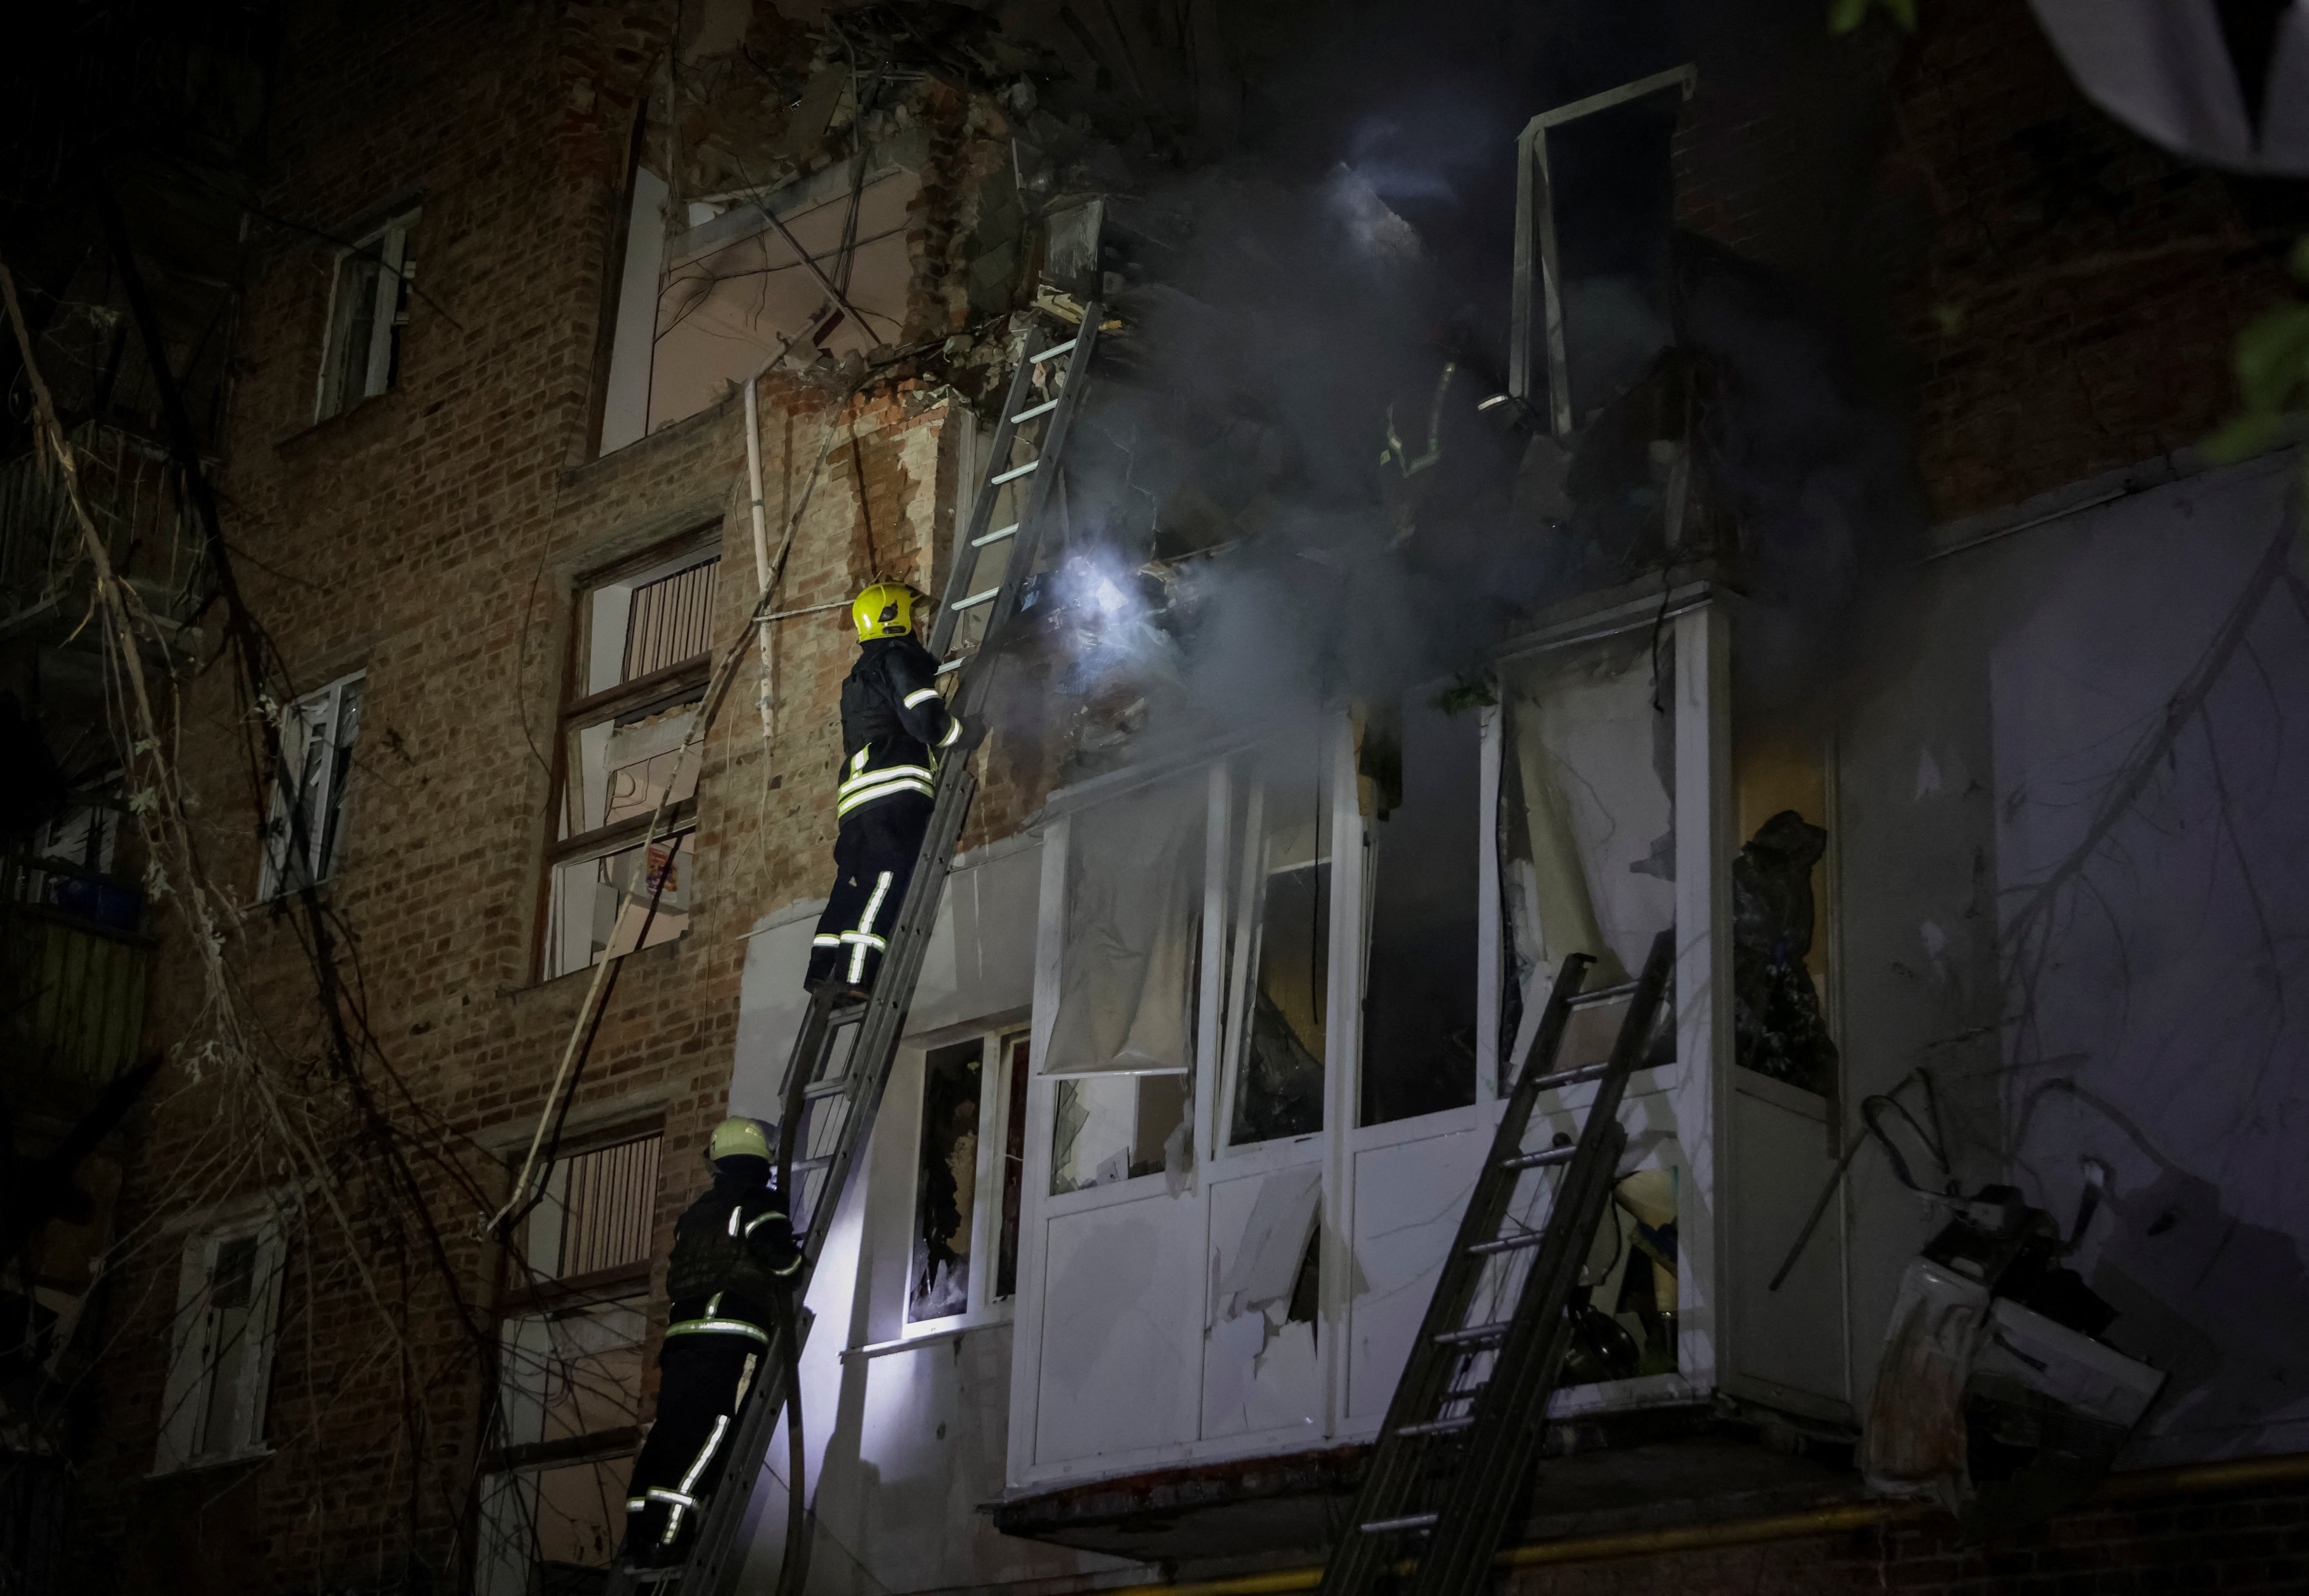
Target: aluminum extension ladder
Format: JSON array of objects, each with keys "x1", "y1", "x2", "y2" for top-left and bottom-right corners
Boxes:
[
  {"x1": 1321, "y1": 928, "x2": 1675, "y2": 1596},
  {"x1": 606, "y1": 307, "x2": 1105, "y2": 1596}
]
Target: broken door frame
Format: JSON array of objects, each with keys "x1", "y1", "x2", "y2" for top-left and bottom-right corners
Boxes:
[{"x1": 1508, "y1": 64, "x2": 1698, "y2": 438}]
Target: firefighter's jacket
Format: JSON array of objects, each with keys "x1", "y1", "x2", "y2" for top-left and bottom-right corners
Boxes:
[
  {"x1": 663, "y1": 1169, "x2": 802, "y2": 1347},
  {"x1": 835, "y1": 636, "x2": 960, "y2": 822}
]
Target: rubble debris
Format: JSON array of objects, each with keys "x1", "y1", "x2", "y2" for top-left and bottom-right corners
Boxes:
[{"x1": 1860, "y1": 1182, "x2": 2165, "y2": 1531}]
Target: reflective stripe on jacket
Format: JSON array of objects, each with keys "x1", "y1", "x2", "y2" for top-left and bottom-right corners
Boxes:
[{"x1": 835, "y1": 638, "x2": 960, "y2": 818}]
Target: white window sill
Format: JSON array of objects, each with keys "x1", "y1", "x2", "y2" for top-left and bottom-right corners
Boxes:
[
  {"x1": 148, "y1": 1444, "x2": 273, "y2": 1480},
  {"x1": 843, "y1": 1312, "x2": 1013, "y2": 1364}
]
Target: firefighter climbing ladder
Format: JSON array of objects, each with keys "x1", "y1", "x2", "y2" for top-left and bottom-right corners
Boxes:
[
  {"x1": 604, "y1": 308, "x2": 1105, "y2": 1596},
  {"x1": 1320, "y1": 928, "x2": 1675, "y2": 1596}
]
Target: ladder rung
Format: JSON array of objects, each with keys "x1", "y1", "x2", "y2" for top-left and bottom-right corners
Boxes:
[
  {"x1": 1468, "y1": 1232, "x2": 1544, "y2": 1257},
  {"x1": 789, "y1": 1155, "x2": 832, "y2": 1175},
  {"x1": 1568, "y1": 980, "x2": 1640, "y2": 1009},
  {"x1": 1360, "y1": 1512, "x2": 1439, "y2": 1535},
  {"x1": 1029, "y1": 338, "x2": 1077, "y2": 364},
  {"x1": 802, "y1": 1078, "x2": 853, "y2": 1102},
  {"x1": 1433, "y1": 1322, "x2": 1510, "y2": 1347},
  {"x1": 1529, "y1": 1060, "x2": 1611, "y2": 1093},
  {"x1": 1501, "y1": 1144, "x2": 1577, "y2": 1172},
  {"x1": 988, "y1": 459, "x2": 1040, "y2": 485},
  {"x1": 952, "y1": 587, "x2": 1002, "y2": 611},
  {"x1": 935, "y1": 654, "x2": 970, "y2": 676},
  {"x1": 972, "y1": 522, "x2": 1019, "y2": 547},
  {"x1": 1009, "y1": 398, "x2": 1058, "y2": 423},
  {"x1": 1395, "y1": 1415, "x2": 1475, "y2": 1438}
]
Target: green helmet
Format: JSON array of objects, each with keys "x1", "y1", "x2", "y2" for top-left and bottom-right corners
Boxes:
[{"x1": 708, "y1": 1116, "x2": 773, "y2": 1164}]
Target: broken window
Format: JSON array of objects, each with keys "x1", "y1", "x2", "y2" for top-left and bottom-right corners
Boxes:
[
  {"x1": 1359, "y1": 693, "x2": 1485, "y2": 1125},
  {"x1": 1225, "y1": 749, "x2": 1330, "y2": 1146},
  {"x1": 1727, "y1": 731, "x2": 1839, "y2": 1097},
  {"x1": 644, "y1": 168, "x2": 921, "y2": 435},
  {"x1": 315, "y1": 206, "x2": 418, "y2": 422},
  {"x1": 153, "y1": 1211, "x2": 287, "y2": 1472},
  {"x1": 1045, "y1": 774, "x2": 1205, "y2": 1074},
  {"x1": 1051, "y1": 1071, "x2": 1191, "y2": 1195},
  {"x1": 477, "y1": 1296, "x2": 648, "y2": 1595},
  {"x1": 259, "y1": 671, "x2": 365, "y2": 900},
  {"x1": 598, "y1": 167, "x2": 670, "y2": 455},
  {"x1": 1499, "y1": 637, "x2": 1676, "y2": 1079},
  {"x1": 479, "y1": 1126, "x2": 658, "y2": 1596},
  {"x1": 995, "y1": 1032, "x2": 1030, "y2": 1299},
  {"x1": 543, "y1": 546, "x2": 718, "y2": 979},
  {"x1": 1731, "y1": 810, "x2": 1838, "y2": 1096},
  {"x1": 911, "y1": 1040, "x2": 984, "y2": 1322}
]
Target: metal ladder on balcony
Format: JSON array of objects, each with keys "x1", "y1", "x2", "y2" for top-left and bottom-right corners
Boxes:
[
  {"x1": 605, "y1": 308, "x2": 1106, "y2": 1596},
  {"x1": 1321, "y1": 928, "x2": 1675, "y2": 1596}
]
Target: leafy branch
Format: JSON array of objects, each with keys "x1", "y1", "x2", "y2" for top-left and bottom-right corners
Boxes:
[
  {"x1": 2205, "y1": 238, "x2": 2309, "y2": 465},
  {"x1": 1829, "y1": 0, "x2": 1915, "y2": 35}
]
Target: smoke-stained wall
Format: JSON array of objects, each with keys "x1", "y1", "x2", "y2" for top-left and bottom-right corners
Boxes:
[{"x1": 1837, "y1": 445, "x2": 2309, "y2": 1464}]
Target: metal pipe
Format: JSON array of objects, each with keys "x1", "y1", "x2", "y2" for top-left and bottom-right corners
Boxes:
[
  {"x1": 744, "y1": 377, "x2": 775, "y2": 742},
  {"x1": 1086, "y1": 1449, "x2": 2309, "y2": 1596}
]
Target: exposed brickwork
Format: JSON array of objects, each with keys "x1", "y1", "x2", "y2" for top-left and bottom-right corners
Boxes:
[
  {"x1": 66, "y1": 2, "x2": 1026, "y2": 1590},
  {"x1": 1673, "y1": 0, "x2": 2299, "y2": 520}
]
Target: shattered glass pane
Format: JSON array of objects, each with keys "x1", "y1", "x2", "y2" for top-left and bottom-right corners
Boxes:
[
  {"x1": 495, "y1": 1296, "x2": 647, "y2": 1453},
  {"x1": 1731, "y1": 809, "x2": 1838, "y2": 1096},
  {"x1": 1229, "y1": 756, "x2": 1328, "y2": 1146},
  {"x1": 1050, "y1": 1072, "x2": 1188, "y2": 1196},
  {"x1": 995, "y1": 1034, "x2": 1030, "y2": 1299},
  {"x1": 1499, "y1": 638, "x2": 1676, "y2": 1077},
  {"x1": 910, "y1": 1039, "x2": 983, "y2": 1322}
]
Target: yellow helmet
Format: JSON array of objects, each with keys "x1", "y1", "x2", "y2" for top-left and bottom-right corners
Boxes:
[
  {"x1": 708, "y1": 1116, "x2": 773, "y2": 1164},
  {"x1": 851, "y1": 581, "x2": 920, "y2": 640}
]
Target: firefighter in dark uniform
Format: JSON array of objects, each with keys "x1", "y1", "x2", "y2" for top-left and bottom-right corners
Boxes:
[
  {"x1": 619, "y1": 1117, "x2": 800, "y2": 1570},
  {"x1": 805, "y1": 581, "x2": 963, "y2": 994}
]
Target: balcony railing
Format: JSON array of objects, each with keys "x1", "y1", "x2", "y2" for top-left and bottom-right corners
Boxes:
[{"x1": 3, "y1": 854, "x2": 152, "y2": 1086}]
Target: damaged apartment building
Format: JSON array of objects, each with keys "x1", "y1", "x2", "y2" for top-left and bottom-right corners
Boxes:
[{"x1": 4, "y1": 0, "x2": 2308, "y2": 1593}]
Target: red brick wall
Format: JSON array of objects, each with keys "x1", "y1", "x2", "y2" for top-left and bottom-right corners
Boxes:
[
  {"x1": 1674, "y1": 0, "x2": 2298, "y2": 521},
  {"x1": 67, "y1": 0, "x2": 1031, "y2": 1588}
]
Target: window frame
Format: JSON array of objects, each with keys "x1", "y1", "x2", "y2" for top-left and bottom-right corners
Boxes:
[
  {"x1": 1005, "y1": 597, "x2": 1740, "y2": 1490},
  {"x1": 258, "y1": 670, "x2": 365, "y2": 902},
  {"x1": 870, "y1": 1026, "x2": 1031, "y2": 1351},
  {"x1": 314, "y1": 206, "x2": 419, "y2": 422},
  {"x1": 152, "y1": 1207, "x2": 288, "y2": 1475},
  {"x1": 540, "y1": 538, "x2": 721, "y2": 980},
  {"x1": 476, "y1": 1121, "x2": 663, "y2": 1595}
]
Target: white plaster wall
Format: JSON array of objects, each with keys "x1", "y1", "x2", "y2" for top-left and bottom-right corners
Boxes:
[
  {"x1": 1837, "y1": 448, "x2": 2309, "y2": 1465},
  {"x1": 725, "y1": 843, "x2": 1142, "y2": 1592}
]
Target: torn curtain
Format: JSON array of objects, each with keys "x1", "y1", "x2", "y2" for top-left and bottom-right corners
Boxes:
[{"x1": 1045, "y1": 777, "x2": 1204, "y2": 1075}]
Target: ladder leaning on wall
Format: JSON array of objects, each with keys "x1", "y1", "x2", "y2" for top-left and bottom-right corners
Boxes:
[
  {"x1": 1319, "y1": 928, "x2": 1675, "y2": 1596},
  {"x1": 603, "y1": 305, "x2": 1106, "y2": 1596}
]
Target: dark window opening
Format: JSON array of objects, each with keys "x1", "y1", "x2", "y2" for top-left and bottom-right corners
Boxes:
[{"x1": 910, "y1": 1039, "x2": 984, "y2": 1322}]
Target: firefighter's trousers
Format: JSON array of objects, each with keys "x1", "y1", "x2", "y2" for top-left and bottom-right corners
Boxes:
[
  {"x1": 806, "y1": 792, "x2": 931, "y2": 992},
  {"x1": 620, "y1": 1333, "x2": 758, "y2": 1561}
]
